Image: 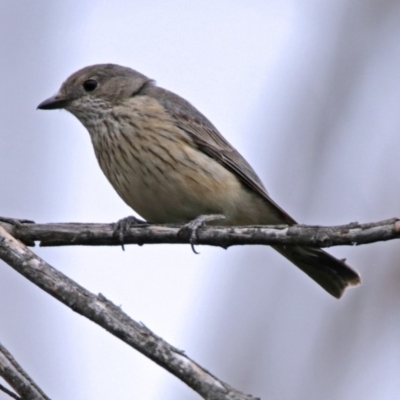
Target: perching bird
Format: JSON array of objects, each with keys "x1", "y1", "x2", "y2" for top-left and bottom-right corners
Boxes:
[{"x1": 38, "y1": 63, "x2": 360, "y2": 298}]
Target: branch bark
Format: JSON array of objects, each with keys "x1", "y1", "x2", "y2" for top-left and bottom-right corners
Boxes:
[
  {"x1": 0, "y1": 340, "x2": 50, "y2": 400},
  {"x1": 0, "y1": 226, "x2": 258, "y2": 400},
  {"x1": 1, "y1": 217, "x2": 399, "y2": 248},
  {"x1": 0, "y1": 216, "x2": 398, "y2": 399}
]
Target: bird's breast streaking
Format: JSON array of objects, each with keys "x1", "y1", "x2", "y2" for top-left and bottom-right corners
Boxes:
[{"x1": 87, "y1": 95, "x2": 270, "y2": 225}]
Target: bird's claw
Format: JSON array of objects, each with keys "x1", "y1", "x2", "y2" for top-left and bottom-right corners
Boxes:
[
  {"x1": 178, "y1": 214, "x2": 225, "y2": 254},
  {"x1": 113, "y1": 216, "x2": 148, "y2": 250}
]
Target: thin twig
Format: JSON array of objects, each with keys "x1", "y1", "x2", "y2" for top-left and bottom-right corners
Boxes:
[
  {"x1": 0, "y1": 384, "x2": 20, "y2": 400},
  {"x1": 0, "y1": 340, "x2": 49, "y2": 400}
]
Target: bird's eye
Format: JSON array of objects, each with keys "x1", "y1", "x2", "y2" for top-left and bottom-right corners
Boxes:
[{"x1": 83, "y1": 79, "x2": 98, "y2": 92}]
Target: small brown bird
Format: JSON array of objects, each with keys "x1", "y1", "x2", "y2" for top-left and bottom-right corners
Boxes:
[{"x1": 38, "y1": 63, "x2": 360, "y2": 298}]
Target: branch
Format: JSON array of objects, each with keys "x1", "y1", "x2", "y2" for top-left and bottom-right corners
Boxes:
[
  {"x1": 0, "y1": 216, "x2": 397, "y2": 398},
  {"x1": 0, "y1": 339, "x2": 50, "y2": 400},
  {"x1": 0, "y1": 226, "x2": 258, "y2": 400},
  {"x1": 1, "y1": 218, "x2": 399, "y2": 248}
]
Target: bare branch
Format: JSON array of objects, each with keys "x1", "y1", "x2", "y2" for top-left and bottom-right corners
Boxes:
[
  {"x1": 0, "y1": 217, "x2": 399, "y2": 248},
  {"x1": 0, "y1": 226, "x2": 258, "y2": 400},
  {"x1": 0, "y1": 216, "x2": 397, "y2": 398},
  {"x1": 0, "y1": 340, "x2": 49, "y2": 400}
]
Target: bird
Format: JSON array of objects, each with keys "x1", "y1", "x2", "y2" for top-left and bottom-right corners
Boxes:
[{"x1": 37, "y1": 63, "x2": 360, "y2": 298}]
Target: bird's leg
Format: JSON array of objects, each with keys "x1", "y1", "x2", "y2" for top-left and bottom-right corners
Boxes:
[
  {"x1": 113, "y1": 216, "x2": 149, "y2": 251},
  {"x1": 179, "y1": 214, "x2": 225, "y2": 254}
]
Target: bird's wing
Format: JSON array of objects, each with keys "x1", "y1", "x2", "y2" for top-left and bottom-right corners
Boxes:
[{"x1": 147, "y1": 86, "x2": 296, "y2": 225}]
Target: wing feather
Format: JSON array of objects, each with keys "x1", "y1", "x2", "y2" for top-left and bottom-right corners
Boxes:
[{"x1": 145, "y1": 85, "x2": 296, "y2": 224}]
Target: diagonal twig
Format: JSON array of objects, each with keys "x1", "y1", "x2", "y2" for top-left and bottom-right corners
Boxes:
[
  {"x1": 0, "y1": 226, "x2": 258, "y2": 400},
  {"x1": 0, "y1": 340, "x2": 50, "y2": 400}
]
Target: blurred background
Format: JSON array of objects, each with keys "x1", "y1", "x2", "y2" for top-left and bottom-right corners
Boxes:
[{"x1": 1, "y1": 1, "x2": 400, "y2": 399}]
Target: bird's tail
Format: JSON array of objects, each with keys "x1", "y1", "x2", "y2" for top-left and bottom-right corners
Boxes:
[{"x1": 272, "y1": 245, "x2": 361, "y2": 298}]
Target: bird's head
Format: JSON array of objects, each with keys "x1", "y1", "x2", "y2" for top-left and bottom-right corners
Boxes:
[{"x1": 37, "y1": 64, "x2": 152, "y2": 121}]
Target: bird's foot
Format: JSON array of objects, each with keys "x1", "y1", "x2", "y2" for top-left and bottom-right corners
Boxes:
[
  {"x1": 179, "y1": 214, "x2": 225, "y2": 254},
  {"x1": 113, "y1": 216, "x2": 149, "y2": 251}
]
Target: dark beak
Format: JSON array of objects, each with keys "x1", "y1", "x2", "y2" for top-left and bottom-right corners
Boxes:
[{"x1": 37, "y1": 93, "x2": 71, "y2": 110}]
